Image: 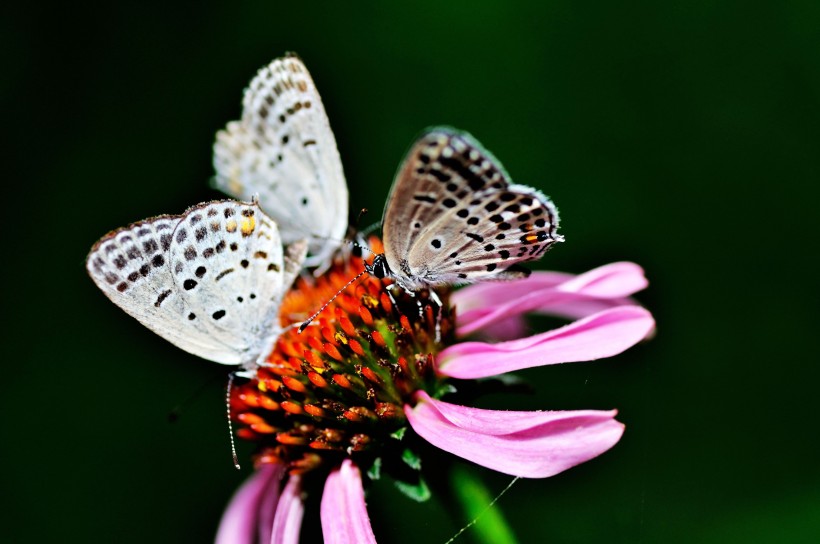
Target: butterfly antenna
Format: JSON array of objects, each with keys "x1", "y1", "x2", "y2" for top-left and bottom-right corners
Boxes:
[
  {"x1": 355, "y1": 207, "x2": 369, "y2": 226},
  {"x1": 349, "y1": 238, "x2": 375, "y2": 257},
  {"x1": 358, "y1": 220, "x2": 382, "y2": 237},
  {"x1": 226, "y1": 373, "x2": 240, "y2": 470},
  {"x1": 298, "y1": 269, "x2": 368, "y2": 332},
  {"x1": 308, "y1": 233, "x2": 376, "y2": 256}
]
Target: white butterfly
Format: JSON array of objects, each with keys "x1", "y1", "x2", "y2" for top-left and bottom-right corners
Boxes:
[
  {"x1": 86, "y1": 200, "x2": 307, "y2": 369},
  {"x1": 366, "y1": 127, "x2": 563, "y2": 290},
  {"x1": 213, "y1": 54, "x2": 348, "y2": 271}
]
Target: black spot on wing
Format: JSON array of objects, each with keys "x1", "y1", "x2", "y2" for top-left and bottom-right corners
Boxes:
[
  {"x1": 439, "y1": 156, "x2": 486, "y2": 191},
  {"x1": 154, "y1": 290, "x2": 172, "y2": 307},
  {"x1": 142, "y1": 239, "x2": 158, "y2": 253},
  {"x1": 216, "y1": 268, "x2": 234, "y2": 281}
]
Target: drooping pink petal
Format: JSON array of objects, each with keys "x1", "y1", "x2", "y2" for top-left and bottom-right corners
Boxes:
[
  {"x1": 455, "y1": 262, "x2": 648, "y2": 337},
  {"x1": 256, "y1": 467, "x2": 281, "y2": 544},
  {"x1": 440, "y1": 306, "x2": 655, "y2": 379},
  {"x1": 321, "y1": 460, "x2": 377, "y2": 544},
  {"x1": 405, "y1": 392, "x2": 624, "y2": 478},
  {"x1": 216, "y1": 463, "x2": 285, "y2": 544},
  {"x1": 270, "y1": 475, "x2": 304, "y2": 544}
]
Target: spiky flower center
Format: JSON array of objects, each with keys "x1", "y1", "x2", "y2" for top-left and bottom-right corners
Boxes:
[{"x1": 231, "y1": 247, "x2": 454, "y2": 474}]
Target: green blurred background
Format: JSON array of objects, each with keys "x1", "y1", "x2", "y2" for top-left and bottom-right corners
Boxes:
[{"x1": 4, "y1": 1, "x2": 819, "y2": 542}]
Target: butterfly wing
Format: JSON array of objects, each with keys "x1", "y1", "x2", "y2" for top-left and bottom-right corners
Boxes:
[
  {"x1": 382, "y1": 128, "x2": 562, "y2": 288},
  {"x1": 213, "y1": 54, "x2": 348, "y2": 268},
  {"x1": 86, "y1": 200, "x2": 305, "y2": 366}
]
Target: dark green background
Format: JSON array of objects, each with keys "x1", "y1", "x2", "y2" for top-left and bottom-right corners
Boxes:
[{"x1": 5, "y1": 1, "x2": 819, "y2": 542}]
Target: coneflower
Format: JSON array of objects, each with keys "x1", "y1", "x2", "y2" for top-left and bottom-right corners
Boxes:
[{"x1": 217, "y1": 246, "x2": 654, "y2": 543}]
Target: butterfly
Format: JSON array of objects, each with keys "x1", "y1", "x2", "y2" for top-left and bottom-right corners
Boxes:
[
  {"x1": 213, "y1": 54, "x2": 348, "y2": 271},
  {"x1": 86, "y1": 200, "x2": 307, "y2": 369},
  {"x1": 366, "y1": 127, "x2": 563, "y2": 290}
]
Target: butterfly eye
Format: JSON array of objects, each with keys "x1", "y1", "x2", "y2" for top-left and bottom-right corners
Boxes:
[{"x1": 367, "y1": 255, "x2": 390, "y2": 279}]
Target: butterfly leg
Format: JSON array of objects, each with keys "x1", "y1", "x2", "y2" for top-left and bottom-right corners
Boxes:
[
  {"x1": 385, "y1": 284, "x2": 401, "y2": 307},
  {"x1": 386, "y1": 283, "x2": 442, "y2": 343},
  {"x1": 387, "y1": 284, "x2": 428, "y2": 323},
  {"x1": 426, "y1": 289, "x2": 443, "y2": 344}
]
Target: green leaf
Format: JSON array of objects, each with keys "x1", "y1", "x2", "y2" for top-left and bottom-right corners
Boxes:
[{"x1": 390, "y1": 427, "x2": 407, "y2": 440}]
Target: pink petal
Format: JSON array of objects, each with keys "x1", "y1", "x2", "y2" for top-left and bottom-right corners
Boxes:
[
  {"x1": 453, "y1": 271, "x2": 573, "y2": 313},
  {"x1": 455, "y1": 262, "x2": 648, "y2": 337},
  {"x1": 270, "y1": 475, "x2": 304, "y2": 544},
  {"x1": 405, "y1": 392, "x2": 624, "y2": 478},
  {"x1": 215, "y1": 463, "x2": 285, "y2": 544},
  {"x1": 472, "y1": 315, "x2": 530, "y2": 342},
  {"x1": 321, "y1": 460, "x2": 377, "y2": 544},
  {"x1": 557, "y1": 262, "x2": 648, "y2": 297},
  {"x1": 440, "y1": 306, "x2": 655, "y2": 379}
]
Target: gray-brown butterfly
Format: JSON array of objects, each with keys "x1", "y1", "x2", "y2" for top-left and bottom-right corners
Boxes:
[
  {"x1": 366, "y1": 127, "x2": 563, "y2": 290},
  {"x1": 86, "y1": 200, "x2": 307, "y2": 369}
]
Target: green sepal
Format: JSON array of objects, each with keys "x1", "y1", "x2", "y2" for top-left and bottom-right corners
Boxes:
[
  {"x1": 394, "y1": 475, "x2": 431, "y2": 503},
  {"x1": 433, "y1": 382, "x2": 457, "y2": 398},
  {"x1": 401, "y1": 448, "x2": 422, "y2": 470},
  {"x1": 367, "y1": 457, "x2": 382, "y2": 481}
]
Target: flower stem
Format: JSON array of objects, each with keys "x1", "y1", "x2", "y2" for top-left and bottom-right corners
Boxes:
[{"x1": 449, "y1": 465, "x2": 520, "y2": 544}]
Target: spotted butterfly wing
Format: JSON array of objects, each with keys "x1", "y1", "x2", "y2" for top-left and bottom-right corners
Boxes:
[
  {"x1": 213, "y1": 54, "x2": 348, "y2": 269},
  {"x1": 381, "y1": 128, "x2": 562, "y2": 289},
  {"x1": 86, "y1": 200, "x2": 308, "y2": 367}
]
